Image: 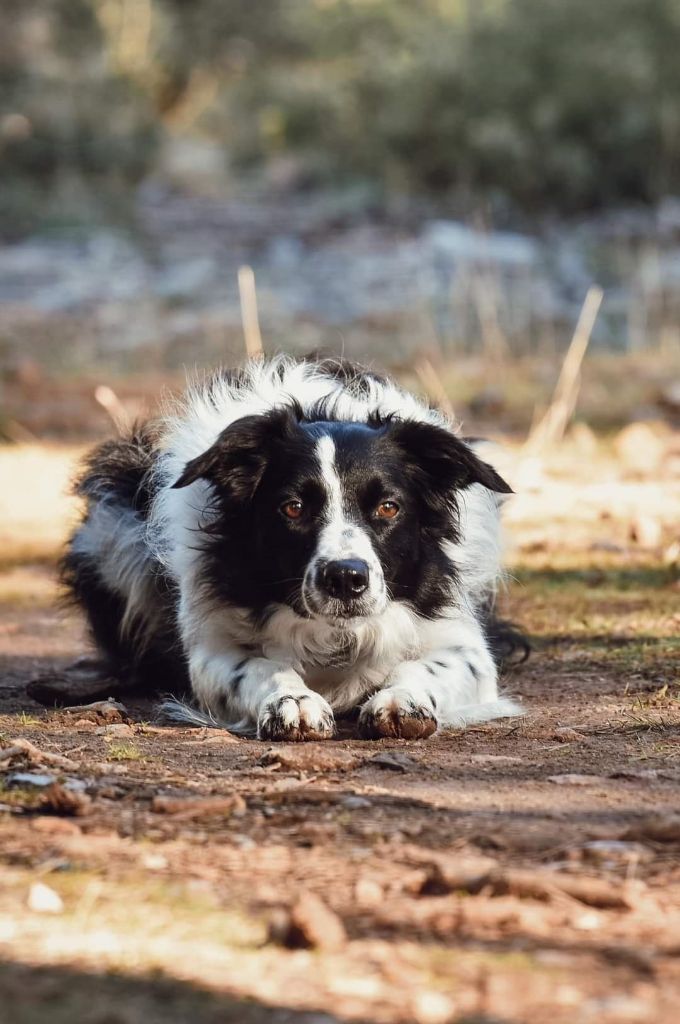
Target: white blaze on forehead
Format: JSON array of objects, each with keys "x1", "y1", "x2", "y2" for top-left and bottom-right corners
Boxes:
[
  {"x1": 316, "y1": 434, "x2": 344, "y2": 522},
  {"x1": 313, "y1": 434, "x2": 383, "y2": 583}
]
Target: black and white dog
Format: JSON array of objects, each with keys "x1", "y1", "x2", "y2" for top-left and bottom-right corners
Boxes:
[{"x1": 62, "y1": 358, "x2": 524, "y2": 740}]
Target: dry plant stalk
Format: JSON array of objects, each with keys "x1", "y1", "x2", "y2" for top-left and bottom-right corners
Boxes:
[
  {"x1": 525, "y1": 284, "x2": 603, "y2": 452},
  {"x1": 238, "y1": 264, "x2": 264, "y2": 360},
  {"x1": 94, "y1": 385, "x2": 132, "y2": 434},
  {"x1": 471, "y1": 267, "x2": 509, "y2": 361},
  {"x1": 0, "y1": 738, "x2": 77, "y2": 770},
  {"x1": 414, "y1": 357, "x2": 456, "y2": 422}
]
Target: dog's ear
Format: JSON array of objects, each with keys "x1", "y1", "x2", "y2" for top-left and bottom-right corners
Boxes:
[
  {"x1": 388, "y1": 420, "x2": 512, "y2": 495},
  {"x1": 172, "y1": 407, "x2": 296, "y2": 500}
]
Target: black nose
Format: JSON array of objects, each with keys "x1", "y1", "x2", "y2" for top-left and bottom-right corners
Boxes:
[{"x1": 321, "y1": 559, "x2": 370, "y2": 601}]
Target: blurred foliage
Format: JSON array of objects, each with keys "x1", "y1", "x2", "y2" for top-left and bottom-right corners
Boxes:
[
  {"x1": 2, "y1": 0, "x2": 680, "y2": 233},
  {"x1": 0, "y1": 0, "x2": 158, "y2": 236},
  {"x1": 203, "y1": 0, "x2": 680, "y2": 212}
]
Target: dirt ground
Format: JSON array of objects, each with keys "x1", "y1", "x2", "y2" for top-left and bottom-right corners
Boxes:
[{"x1": 1, "y1": 432, "x2": 680, "y2": 1024}]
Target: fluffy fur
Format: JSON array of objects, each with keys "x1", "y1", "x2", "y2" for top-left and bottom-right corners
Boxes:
[{"x1": 62, "y1": 357, "x2": 526, "y2": 740}]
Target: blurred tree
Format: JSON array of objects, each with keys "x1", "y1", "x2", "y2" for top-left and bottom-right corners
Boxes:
[
  {"x1": 0, "y1": 0, "x2": 158, "y2": 237},
  {"x1": 2, "y1": 0, "x2": 680, "y2": 227}
]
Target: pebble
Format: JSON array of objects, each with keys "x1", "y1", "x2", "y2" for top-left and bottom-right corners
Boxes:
[
  {"x1": 354, "y1": 877, "x2": 383, "y2": 907},
  {"x1": 370, "y1": 751, "x2": 417, "y2": 773},
  {"x1": 580, "y1": 840, "x2": 651, "y2": 865},
  {"x1": 548, "y1": 774, "x2": 607, "y2": 786},
  {"x1": 40, "y1": 783, "x2": 92, "y2": 817},
  {"x1": 31, "y1": 817, "x2": 82, "y2": 835},
  {"x1": 258, "y1": 746, "x2": 361, "y2": 773},
  {"x1": 151, "y1": 793, "x2": 246, "y2": 819},
  {"x1": 28, "y1": 882, "x2": 64, "y2": 915},
  {"x1": 96, "y1": 723, "x2": 134, "y2": 737},
  {"x1": 8, "y1": 772, "x2": 55, "y2": 788},
  {"x1": 552, "y1": 726, "x2": 585, "y2": 743},
  {"x1": 269, "y1": 891, "x2": 346, "y2": 951},
  {"x1": 341, "y1": 795, "x2": 372, "y2": 810}
]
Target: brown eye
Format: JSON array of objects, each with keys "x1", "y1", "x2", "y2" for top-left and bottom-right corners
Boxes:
[
  {"x1": 281, "y1": 500, "x2": 304, "y2": 520},
  {"x1": 376, "y1": 501, "x2": 399, "y2": 519}
]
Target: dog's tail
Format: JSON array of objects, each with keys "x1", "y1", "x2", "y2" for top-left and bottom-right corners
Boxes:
[
  {"x1": 157, "y1": 696, "x2": 253, "y2": 736},
  {"x1": 441, "y1": 696, "x2": 524, "y2": 728},
  {"x1": 481, "y1": 604, "x2": 531, "y2": 668}
]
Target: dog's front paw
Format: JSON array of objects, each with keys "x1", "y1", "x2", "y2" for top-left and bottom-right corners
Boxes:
[
  {"x1": 258, "y1": 691, "x2": 335, "y2": 742},
  {"x1": 358, "y1": 688, "x2": 437, "y2": 740}
]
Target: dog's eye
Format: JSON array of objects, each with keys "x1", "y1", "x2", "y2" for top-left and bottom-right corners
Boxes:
[
  {"x1": 376, "y1": 501, "x2": 399, "y2": 519},
  {"x1": 281, "y1": 500, "x2": 304, "y2": 520}
]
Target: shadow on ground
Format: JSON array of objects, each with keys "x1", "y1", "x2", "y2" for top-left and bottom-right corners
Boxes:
[{"x1": 0, "y1": 959, "x2": 498, "y2": 1024}]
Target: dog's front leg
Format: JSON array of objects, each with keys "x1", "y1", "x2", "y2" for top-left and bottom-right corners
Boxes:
[
  {"x1": 188, "y1": 643, "x2": 335, "y2": 741},
  {"x1": 358, "y1": 628, "x2": 519, "y2": 739}
]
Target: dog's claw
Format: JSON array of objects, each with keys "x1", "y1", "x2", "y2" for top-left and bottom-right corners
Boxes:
[
  {"x1": 358, "y1": 692, "x2": 437, "y2": 740},
  {"x1": 258, "y1": 693, "x2": 335, "y2": 742}
]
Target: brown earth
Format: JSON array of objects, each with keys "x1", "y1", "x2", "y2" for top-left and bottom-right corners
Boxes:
[{"x1": 1, "y1": 439, "x2": 679, "y2": 1024}]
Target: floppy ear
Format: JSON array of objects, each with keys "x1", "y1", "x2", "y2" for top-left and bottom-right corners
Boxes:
[
  {"x1": 388, "y1": 420, "x2": 512, "y2": 495},
  {"x1": 172, "y1": 408, "x2": 295, "y2": 501}
]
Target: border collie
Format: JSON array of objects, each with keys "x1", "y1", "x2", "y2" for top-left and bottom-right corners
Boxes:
[{"x1": 61, "y1": 358, "x2": 525, "y2": 740}]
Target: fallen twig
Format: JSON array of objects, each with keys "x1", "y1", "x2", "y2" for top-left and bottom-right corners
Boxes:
[
  {"x1": 151, "y1": 793, "x2": 246, "y2": 820},
  {"x1": 0, "y1": 739, "x2": 77, "y2": 771}
]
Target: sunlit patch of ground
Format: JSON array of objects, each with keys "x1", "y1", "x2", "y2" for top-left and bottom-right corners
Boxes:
[{"x1": 0, "y1": 444, "x2": 84, "y2": 569}]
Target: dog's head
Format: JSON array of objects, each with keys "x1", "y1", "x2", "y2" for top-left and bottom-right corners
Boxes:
[{"x1": 173, "y1": 406, "x2": 511, "y2": 622}]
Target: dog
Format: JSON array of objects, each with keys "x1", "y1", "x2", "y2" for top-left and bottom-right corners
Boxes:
[{"x1": 61, "y1": 357, "x2": 525, "y2": 740}]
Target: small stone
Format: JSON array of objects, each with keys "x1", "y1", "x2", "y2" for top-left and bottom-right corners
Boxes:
[
  {"x1": 400, "y1": 848, "x2": 498, "y2": 895},
  {"x1": 142, "y1": 853, "x2": 169, "y2": 871},
  {"x1": 370, "y1": 751, "x2": 417, "y2": 772},
  {"x1": 548, "y1": 774, "x2": 606, "y2": 786},
  {"x1": 552, "y1": 727, "x2": 585, "y2": 743},
  {"x1": 411, "y1": 990, "x2": 456, "y2": 1024},
  {"x1": 354, "y1": 877, "x2": 384, "y2": 907},
  {"x1": 151, "y1": 793, "x2": 246, "y2": 819},
  {"x1": 269, "y1": 892, "x2": 346, "y2": 951},
  {"x1": 258, "y1": 746, "x2": 361, "y2": 773},
  {"x1": 28, "y1": 882, "x2": 63, "y2": 915},
  {"x1": 580, "y1": 840, "x2": 651, "y2": 866},
  {"x1": 40, "y1": 783, "x2": 92, "y2": 817},
  {"x1": 31, "y1": 817, "x2": 82, "y2": 835},
  {"x1": 341, "y1": 795, "x2": 372, "y2": 810},
  {"x1": 467, "y1": 753, "x2": 523, "y2": 763},
  {"x1": 193, "y1": 731, "x2": 238, "y2": 745},
  {"x1": 609, "y1": 767, "x2": 659, "y2": 780},
  {"x1": 8, "y1": 772, "x2": 56, "y2": 788},
  {"x1": 96, "y1": 723, "x2": 134, "y2": 737},
  {"x1": 572, "y1": 911, "x2": 602, "y2": 932}
]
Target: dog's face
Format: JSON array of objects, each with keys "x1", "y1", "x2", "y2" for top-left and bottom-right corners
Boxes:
[{"x1": 174, "y1": 408, "x2": 511, "y2": 623}]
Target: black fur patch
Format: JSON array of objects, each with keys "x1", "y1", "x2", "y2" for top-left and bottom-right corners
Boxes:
[{"x1": 60, "y1": 426, "x2": 187, "y2": 695}]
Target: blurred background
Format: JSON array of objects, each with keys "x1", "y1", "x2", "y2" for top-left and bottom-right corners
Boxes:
[
  {"x1": 1, "y1": 0, "x2": 680, "y2": 440},
  {"x1": 2, "y1": 7, "x2": 680, "y2": 1022}
]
